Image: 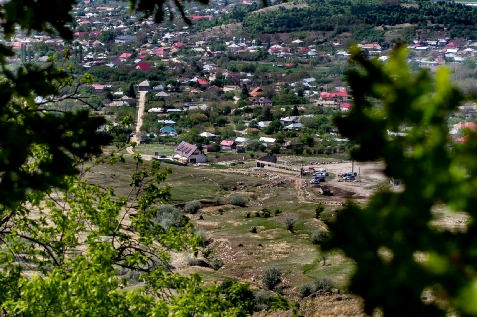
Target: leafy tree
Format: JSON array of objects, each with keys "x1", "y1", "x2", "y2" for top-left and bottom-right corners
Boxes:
[
  {"x1": 0, "y1": 0, "x2": 276, "y2": 316},
  {"x1": 324, "y1": 45, "x2": 477, "y2": 316},
  {"x1": 291, "y1": 105, "x2": 299, "y2": 116},
  {"x1": 99, "y1": 30, "x2": 116, "y2": 43}
]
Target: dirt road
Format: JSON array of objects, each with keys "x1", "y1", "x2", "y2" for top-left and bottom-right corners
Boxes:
[{"x1": 130, "y1": 91, "x2": 147, "y2": 144}]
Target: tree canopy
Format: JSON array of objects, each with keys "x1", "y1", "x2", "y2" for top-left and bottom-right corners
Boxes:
[{"x1": 325, "y1": 45, "x2": 477, "y2": 316}]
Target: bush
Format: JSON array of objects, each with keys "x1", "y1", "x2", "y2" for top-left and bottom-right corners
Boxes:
[
  {"x1": 195, "y1": 229, "x2": 206, "y2": 241},
  {"x1": 211, "y1": 258, "x2": 224, "y2": 271},
  {"x1": 184, "y1": 200, "x2": 202, "y2": 214},
  {"x1": 320, "y1": 210, "x2": 335, "y2": 222},
  {"x1": 262, "y1": 267, "x2": 282, "y2": 290},
  {"x1": 187, "y1": 256, "x2": 200, "y2": 266},
  {"x1": 153, "y1": 205, "x2": 183, "y2": 230},
  {"x1": 315, "y1": 205, "x2": 325, "y2": 219},
  {"x1": 300, "y1": 284, "x2": 314, "y2": 297},
  {"x1": 274, "y1": 208, "x2": 281, "y2": 216},
  {"x1": 311, "y1": 229, "x2": 329, "y2": 244},
  {"x1": 250, "y1": 226, "x2": 257, "y2": 233},
  {"x1": 313, "y1": 277, "x2": 333, "y2": 293},
  {"x1": 262, "y1": 208, "x2": 271, "y2": 218},
  {"x1": 245, "y1": 211, "x2": 251, "y2": 218},
  {"x1": 253, "y1": 291, "x2": 271, "y2": 311},
  {"x1": 284, "y1": 217, "x2": 297, "y2": 233},
  {"x1": 230, "y1": 194, "x2": 248, "y2": 207}
]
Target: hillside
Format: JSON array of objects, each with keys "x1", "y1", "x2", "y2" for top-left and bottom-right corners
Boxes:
[{"x1": 195, "y1": 0, "x2": 477, "y2": 43}]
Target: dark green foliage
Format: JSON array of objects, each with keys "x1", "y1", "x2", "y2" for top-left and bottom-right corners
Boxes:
[
  {"x1": 261, "y1": 208, "x2": 271, "y2": 218},
  {"x1": 243, "y1": 0, "x2": 477, "y2": 40},
  {"x1": 261, "y1": 267, "x2": 282, "y2": 290},
  {"x1": 230, "y1": 194, "x2": 248, "y2": 207},
  {"x1": 184, "y1": 200, "x2": 202, "y2": 214},
  {"x1": 319, "y1": 211, "x2": 335, "y2": 223},
  {"x1": 315, "y1": 205, "x2": 325, "y2": 219},
  {"x1": 250, "y1": 226, "x2": 257, "y2": 233},
  {"x1": 313, "y1": 277, "x2": 333, "y2": 293}
]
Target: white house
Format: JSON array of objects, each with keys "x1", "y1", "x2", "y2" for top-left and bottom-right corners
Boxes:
[{"x1": 174, "y1": 141, "x2": 207, "y2": 164}]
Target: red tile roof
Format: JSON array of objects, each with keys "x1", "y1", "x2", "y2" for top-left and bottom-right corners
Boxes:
[{"x1": 137, "y1": 61, "x2": 150, "y2": 70}]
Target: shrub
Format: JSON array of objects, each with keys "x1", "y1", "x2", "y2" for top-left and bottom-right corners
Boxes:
[
  {"x1": 213, "y1": 196, "x2": 225, "y2": 206},
  {"x1": 262, "y1": 267, "x2": 282, "y2": 290},
  {"x1": 245, "y1": 211, "x2": 251, "y2": 218},
  {"x1": 250, "y1": 226, "x2": 257, "y2": 233},
  {"x1": 187, "y1": 256, "x2": 200, "y2": 266},
  {"x1": 253, "y1": 291, "x2": 271, "y2": 311},
  {"x1": 284, "y1": 217, "x2": 297, "y2": 233},
  {"x1": 230, "y1": 194, "x2": 248, "y2": 207},
  {"x1": 313, "y1": 277, "x2": 333, "y2": 293},
  {"x1": 211, "y1": 258, "x2": 224, "y2": 271},
  {"x1": 184, "y1": 200, "x2": 202, "y2": 214},
  {"x1": 315, "y1": 205, "x2": 325, "y2": 219},
  {"x1": 195, "y1": 229, "x2": 206, "y2": 241},
  {"x1": 262, "y1": 208, "x2": 271, "y2": 218},
  {"x1": 202, "y1": 247, "x2": 213, "y2": 259},
  {"x1": 154, "y1": 205, "x2": 182, "y2": 230},
  {"x1": 300, "y1": 284, "x2": 314, "y2": 297},
  {"x1": 254, "y1": 211, "x2": 261, "y2": 217},
  {"x1": 311, "y1": 229, "x2": 329, "y2": 244},
  {"x1": 274, "y1": 208, "x2": 281, "y2": 216},
  {"x1": 320, "y1": 210, "x2": 335, "y2": 222}
]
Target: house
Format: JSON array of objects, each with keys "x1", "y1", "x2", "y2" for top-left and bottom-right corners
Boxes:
[
  {"x1": 220, "y1": 140, "x2": 237, "y2": 151},
  {"x1": 283, "y1": 123, "x2": 303, "y2": 130},
  {"x1": 341, "y1": 103, "x2": 351, "y2": 112},
  {"x1": 119, "y1": 52, "x2": 133, "y2": 61},
  {"x1": 174, "y1": 141, "x2": 207, "y2": 164},
  {"x1": 159, "y1": 125, "x2": 177, "y2": 137},
  {"x1": 252, "y1": 97, "x2": 273, "y2": 107},
  {"x1": 158, "y1": 120, "x2": 175, "y2": 125},
  {"x1": 320, "y1": 91, "x2": 349, "y2": 101},
  {"x1": 234, "y1": 137, "x2": 249, "y2": 146},
  {"x1": 256, "y1": 154, "x2": 277, "y2": 168},
  {"x1": 280, "y1": 116, "x2": 299, "y2": 124},
  {"x1": 138, "y1": 80, "x2": 150, "y2": 92},
  {"x1": 258, "y1": 121, "x2": 271, "y2": 129},
  {"x1": 259, "y1": 137, "x2": 276, "y2": 146},
  {"x1": 116, "y1": 35, "x2": 136, "y2": 43},
  {"x1": 136, "y1": 61, "x2": 150, "y2": 70},
  {"x1": 284, "y1": 140, "x2": 305, "y2": 149},
  {"x1": 250, "y1": 87, "x2": 263, "y2": 97},
  {"x1": 155, "y1": 91, "x2": 170, "y2": 98},
  {"x1": 92, "y1": 84, "x2": 105, "y2": 93},
  {"x1": 449, "y1": 122, "x2": 477, "y2": 135},
  {"x1": 200, "y1": 131, "x2": 217, "y2": 139}
]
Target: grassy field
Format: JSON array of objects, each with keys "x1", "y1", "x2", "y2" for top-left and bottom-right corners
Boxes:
[
  {"x1": 134, "y1": 144, "x2": 177, "y2": 156},
  {"x1": 83, "y1": 156, "x2": 389, "y2": 316}
]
